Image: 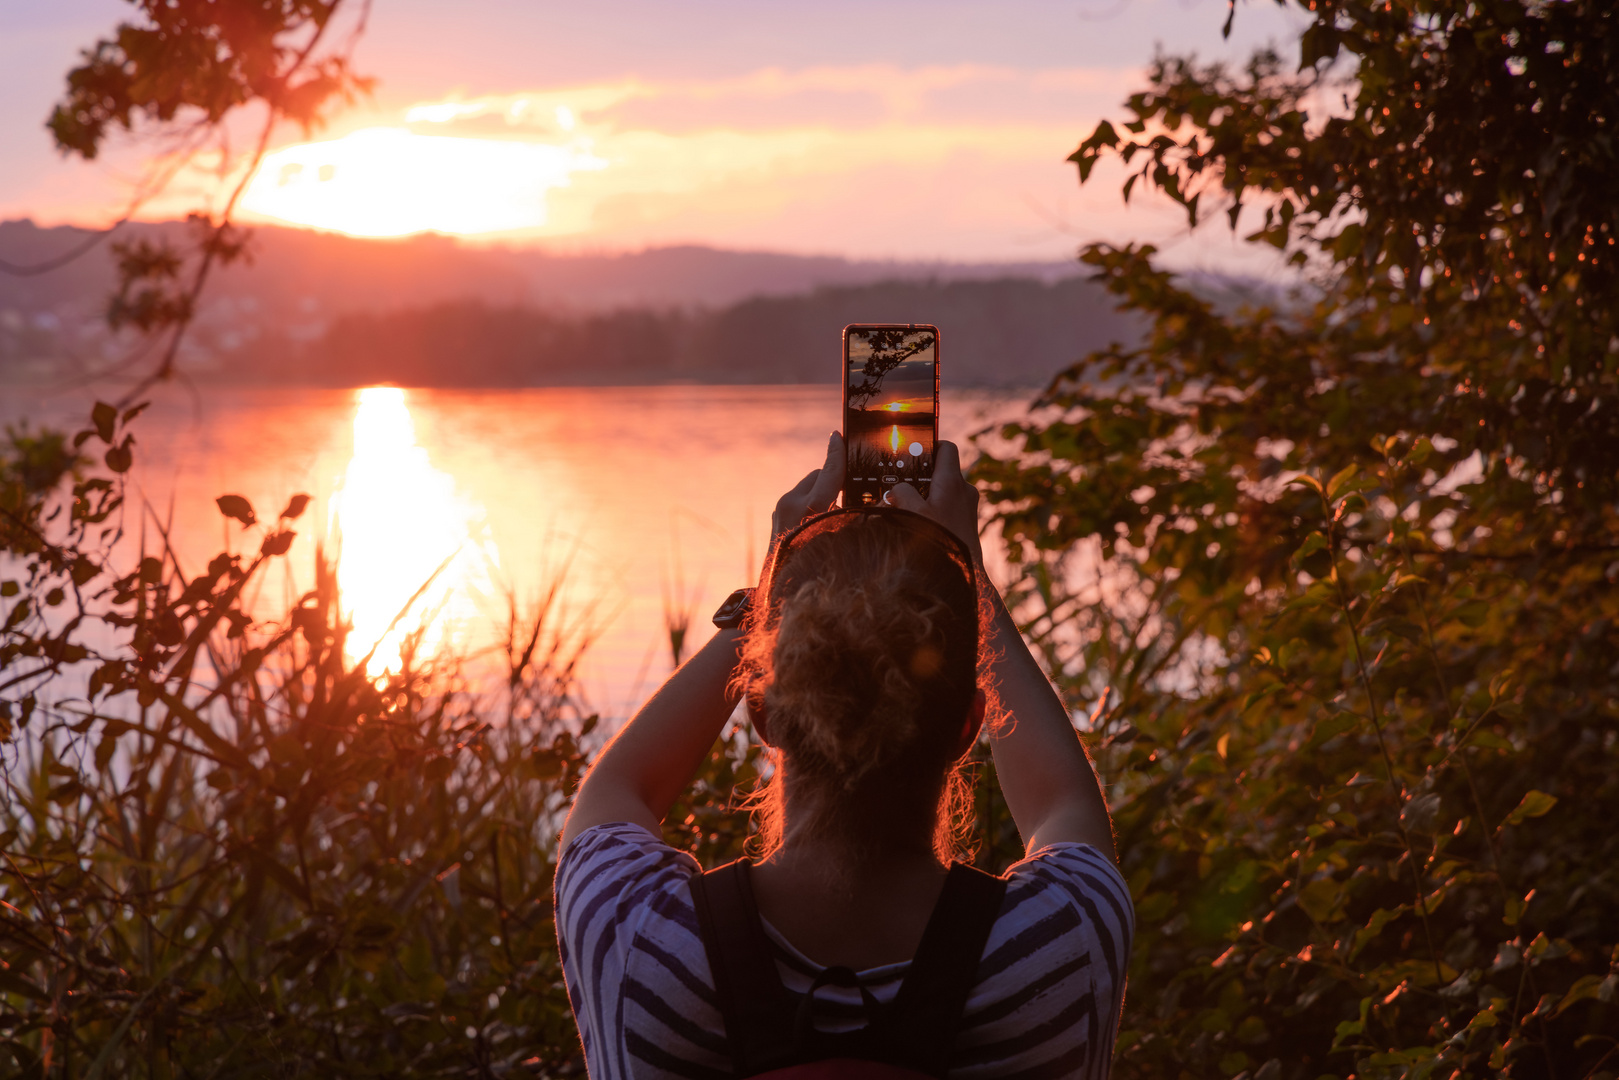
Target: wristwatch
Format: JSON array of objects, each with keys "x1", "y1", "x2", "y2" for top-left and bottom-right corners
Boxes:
[{"x1": 712, "y1": 587, "x2": 753, "y2": 629}]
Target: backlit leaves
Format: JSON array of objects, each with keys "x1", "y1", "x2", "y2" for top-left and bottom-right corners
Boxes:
[
  {"x1": 41, "y1": 1, "x2": 373, "y2": 388},
  {"x1": 978, "y1": 3, "x2": 1619, "y2": 1077},
  {"x1": 1502, "y1": 789, "x2": 1557, "y2": 828},
  {"x1": 48, "y1": 0, "x2": 370, "y2": 160}
]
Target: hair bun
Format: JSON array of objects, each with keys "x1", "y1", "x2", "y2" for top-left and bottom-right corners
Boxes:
[{"x1": 741, "y1": 515, "x2": 979, "y2": 789}]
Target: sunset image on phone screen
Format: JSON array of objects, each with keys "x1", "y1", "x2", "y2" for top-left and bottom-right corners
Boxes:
[{"x1": 843, "y1": 326, "x2": 938, "y2": 506}]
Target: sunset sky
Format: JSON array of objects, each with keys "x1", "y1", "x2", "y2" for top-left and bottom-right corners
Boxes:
[{"x1": 1, "y1": 0, "x2": 1307, "y2": 266}]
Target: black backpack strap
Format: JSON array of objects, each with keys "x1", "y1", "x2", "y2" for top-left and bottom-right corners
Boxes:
[
  {"x1": 689, "y1": 859, "x2": 795, "y2": 1076},
  {"x1": 886, "y1": 863, "x2": 1008, "y2": 1078}
]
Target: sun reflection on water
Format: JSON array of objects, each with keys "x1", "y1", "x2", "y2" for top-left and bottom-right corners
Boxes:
[{"x1": 332, "y1": 387, "x2": 496, "y2": 673}]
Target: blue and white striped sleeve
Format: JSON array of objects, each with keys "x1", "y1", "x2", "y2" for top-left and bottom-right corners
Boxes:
[
  {"x1": 556, "y1": 823, "x2": 703, "y2": 1080},
  {"x1": 1010, "y1": 843, "x2": 1135, "y2": 1077}
]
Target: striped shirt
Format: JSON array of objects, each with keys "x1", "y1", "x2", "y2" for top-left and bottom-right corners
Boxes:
[{"x1": 556, "y1": 823, "x2": 1134, "y2": 1080}]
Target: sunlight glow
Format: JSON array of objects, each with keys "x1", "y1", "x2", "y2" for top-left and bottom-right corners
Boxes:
[
  {"x1": 332, "y1": 387, "x2": 497, "y2": 673},
  {"x1": 886, "y1": 402, "x2": 908, "y2": 412},
  {"x1": 890, "y1": 425, "x2": 901, "y2": 454},
  {"x1": 241, "y1": 127, "x2": 606, "y2": 237}
]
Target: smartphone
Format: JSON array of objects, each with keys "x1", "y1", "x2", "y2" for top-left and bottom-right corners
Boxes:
[{"x1": 841, "y1": 324, "x2": 940, "y2": 507}]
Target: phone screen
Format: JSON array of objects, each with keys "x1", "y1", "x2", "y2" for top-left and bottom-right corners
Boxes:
[{"x1": 842, "y1": 324, "x2": 940, "y2": 507}]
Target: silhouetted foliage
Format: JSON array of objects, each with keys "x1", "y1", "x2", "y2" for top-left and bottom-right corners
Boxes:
[
  {"x1": 972, "y1": 2, "x2": 1619, "y2": 1078},
  {"x1": 23, "y1": 0, "x2": 373, "y2": 387},
  {"x1": 0, "y1": 409, "x2": 615, "y2": 1077}
]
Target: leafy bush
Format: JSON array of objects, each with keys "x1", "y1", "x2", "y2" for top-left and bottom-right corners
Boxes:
[
  {"x1": 970, "y1": 2, "x2": 1619, "y2": 1077},
  {"x1": 1, "y1": 408, "x2": 607, "y2": 1078}
]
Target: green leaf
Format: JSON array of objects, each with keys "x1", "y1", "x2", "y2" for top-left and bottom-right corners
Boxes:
[
  {"x1": 1488, "y1": 668, "x2": 1515, "y2": 699},
  {"x1": 1221, "y1": 859, "x2": 1258, "y2": 894},
  {"x1": 1309, "y1": 711, "x2": 1358, "y2": 748},
  {"x1": 1503, "y1": 789, "x2": 1557, "y2": 827},
  {"x1": 1283, "y1": 579, "x2": 1338, "y2": 615},
  {"x1": 1351, "y1": 906, "x2": 1405, "y2": 959},
  {"x1": 1332, "y1": 1018, "x2": 1364, "y2": 1050},
  {"x1": 1241, "y1": 684, "x2": 1282, "y2": 714},
  {"x1": 1296, "y1": 876, "x2": 1345, "y2": 923},
  {"x1": 1380, "y1": 619, "x2": 1424, "y2": 642},
  {"x1": 1503, "y1": 888, "x2": 1533, "y2": 927},
  {"x1": 1326, "y1": 464, "x2": 1359, "y2": 501},
  {"x1": 1554, "y1": 975, "x2": 1607, "y2": 1016},
  {"x1": 1291, "y1": 530, "x2": 1328, "y2": 569},
  {"x1": 1453, "y1": 599, "x2": 1490, "y2": 628}
]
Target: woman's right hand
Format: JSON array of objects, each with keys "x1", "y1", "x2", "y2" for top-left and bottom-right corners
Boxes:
[
  {"x1": 772, "y1": 431, "x2": 846, "y2": 542},
  {"x1": 886, "y1": 440, "x2": 984, "y2": 566}
]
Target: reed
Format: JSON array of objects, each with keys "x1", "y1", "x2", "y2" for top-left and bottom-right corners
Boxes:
[{"x1": 0, "y1": 405, "x2": 608, "y2": 1078}]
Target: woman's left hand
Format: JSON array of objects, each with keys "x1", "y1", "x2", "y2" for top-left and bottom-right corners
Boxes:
[{"x1": 772, "y1": 431, "x2": 845, "y2": 541}]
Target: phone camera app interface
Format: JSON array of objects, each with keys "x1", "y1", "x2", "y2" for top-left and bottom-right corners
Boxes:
[{"x1": 845, "y1": 328, "x2": 937, "y2": 506}]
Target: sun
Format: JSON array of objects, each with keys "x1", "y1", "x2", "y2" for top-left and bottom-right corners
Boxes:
[{"x1": 240, "y1": 127, "x2": 606, "y2": 238}]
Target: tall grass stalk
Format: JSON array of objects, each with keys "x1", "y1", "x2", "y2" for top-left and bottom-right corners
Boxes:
[{"x1": 1, "y1": 405, "x2": 603, "y2": 1078}]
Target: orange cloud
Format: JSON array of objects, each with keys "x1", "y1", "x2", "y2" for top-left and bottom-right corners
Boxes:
[{"x1": 233, "y1": 65, "x2": 1190, "y2": 259}]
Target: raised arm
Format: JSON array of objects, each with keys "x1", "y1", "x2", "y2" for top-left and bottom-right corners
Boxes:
[
  {"x1": 559, "y1": 434, "x2": 846, "y2": 853},
  {"x1": 889, "y1": 443, "x2": 1116, "y2": 860}
]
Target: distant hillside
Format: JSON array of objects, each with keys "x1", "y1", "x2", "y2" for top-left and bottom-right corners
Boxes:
[
  {"x1": 228, "y1": 277, "x2": 1140, "y2": 387},
  {"x1": 0, "y1": 220, "x2": 1137, "y2": 387}
]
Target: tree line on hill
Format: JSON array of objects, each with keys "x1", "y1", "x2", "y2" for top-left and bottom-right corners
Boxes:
[
  {"x1": 1, "y1": 268, "x2": 1143, "y2": 387},
  {"x1": 226, "y1": 275, "x2": 1142, "y2": 386}
]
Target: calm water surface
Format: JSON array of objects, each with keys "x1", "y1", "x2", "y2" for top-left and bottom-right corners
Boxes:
[{"x1": 5, "y1": 385, "x2": 1033, "y2": 716}]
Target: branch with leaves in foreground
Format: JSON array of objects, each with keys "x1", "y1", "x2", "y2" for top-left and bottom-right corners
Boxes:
[
  {"x1": 972, "y1": 5, "x2": 1619, "y2": 1075},
  {"x1": 3, "y1": 0, "x2": 374, "y2": 397}
]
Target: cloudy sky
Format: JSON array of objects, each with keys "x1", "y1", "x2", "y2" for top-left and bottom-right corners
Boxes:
[{"x1": 1, "y1": 0, "x2": 1308, "y2": 266}]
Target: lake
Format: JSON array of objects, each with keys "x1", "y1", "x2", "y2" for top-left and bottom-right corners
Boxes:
[{"x1": 3, "y1": 384, "x2": 1035, "y2": 718}]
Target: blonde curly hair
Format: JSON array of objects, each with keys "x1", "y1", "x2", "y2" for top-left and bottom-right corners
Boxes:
[{"x1": 736, "y1": 510, "x2": 984, "y2": 863}]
